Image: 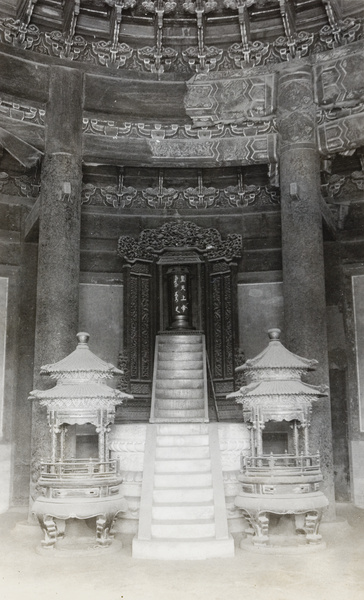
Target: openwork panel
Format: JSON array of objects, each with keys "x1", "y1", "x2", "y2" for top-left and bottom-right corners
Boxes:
[
  {"x1": 209, "y1": 267, "x2": 236, "y2": 387},
  {"x1": 128, "y1": 267, "x2": 154, "y2": 384}
]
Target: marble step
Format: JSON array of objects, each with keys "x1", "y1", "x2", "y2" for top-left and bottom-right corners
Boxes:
[
  {"x1": 155, "y1": 403, "x2": 204, "y2": 414},
  {"x1": 158, "y1": 360, "x2": 203, "y2": 370},
  {"x1": 153, "y1": 487, "x2": 214, "y2": 503},
  {"x1": 158, "y1": 336, "x2": 202, "y2": 344},
  {"x1": 156, "y1": 434, "x2": 209, "y2": 446},
  {"x1": 154, "y1": 472, "x2": 212, "y2": 488},
  {"x1": 156, "y1": 379, "x2": 204, "y2": 390},
  {"x1": 156, "y1": 423, "x2": 209, "y2": 435},
  {"x1": 155, "y1": 398, "x2": 205, "y2": 411},
  {"x1": 158, "y1": 343, "x2": 203, "y2": 353},
  {"x1": 152, "y1": 503, "x2": 215, "y2": 521},
  {"x1": 157, "y1": 369, "x2": 204, "y2": 380},
  {"x1": 151, "y1": 520, "x2": 216, "y2": 539},
  {"x1": 156, "y1": 388, "x2": 204, "y2": 400},
  {"x1": 156, "y1": 445, "x2": 210, "y2": 460},
  {"x1": 153, "y1": 417, "x2": 207, "y2": 423},
  {"x1": 154, "y1": 458, "x2": 211, "y2": 473},
  {"x1": 132, "y1": 537, "x2": 234, "y2": 560},
  {"x1": 158, "y1": 351, "x2": 203, "y2": 361},
  {"x1": 155, "y1": 409, "x2": 205, "y2": 420}
]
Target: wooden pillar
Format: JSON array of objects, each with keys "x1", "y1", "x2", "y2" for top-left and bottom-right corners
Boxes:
[
  {"x1": 30, "y1": 67, "x2": 84, "y2": 501},
  {"x1": 277, "y1": 64, "x2": 335, "y2": 516}
]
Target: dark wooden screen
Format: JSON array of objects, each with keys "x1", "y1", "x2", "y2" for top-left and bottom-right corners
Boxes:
[{"x1": 121, "y1": 260, "x2": 156, "y2": 421}]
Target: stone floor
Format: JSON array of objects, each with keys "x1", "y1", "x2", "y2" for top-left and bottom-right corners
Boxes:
[{"x1": 0, "y1": 503, "x2": 363, "y2": 600}]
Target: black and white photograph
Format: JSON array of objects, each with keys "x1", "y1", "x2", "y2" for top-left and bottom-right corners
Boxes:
[{"x1": 0, "y1": 1, "x2": 363, "y2": 599}]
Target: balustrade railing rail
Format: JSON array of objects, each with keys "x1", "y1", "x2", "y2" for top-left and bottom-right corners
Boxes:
[
  {"x1": 243, "y1": 453, "x2": 321, "y2": 476},
  {"x1": 39, "y1": 458, "x2": 118, "y2": 479}
]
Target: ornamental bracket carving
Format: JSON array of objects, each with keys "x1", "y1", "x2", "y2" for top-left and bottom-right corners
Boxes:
[{"x1": 118, "y1": 220, "x2": 243, "y2": 262}]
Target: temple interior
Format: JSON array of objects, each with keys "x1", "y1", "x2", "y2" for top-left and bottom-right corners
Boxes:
[{"x1": 0, "y1": 0, "x2": 363, "y2": 597}]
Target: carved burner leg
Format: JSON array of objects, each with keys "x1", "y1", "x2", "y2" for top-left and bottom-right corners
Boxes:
[
  {"x1": 241, "y1": 510, "x2": 255, "y2": 537},
  {"x1": 95, "y1": 512, "x2": 117, "y2": 547},
  {"x1": 244, "y1": 510, "x2": 270, "y2": 546},
  {"x1": 37, "y1": 514, "x2": 61, "y2": 549},
  {"x1": 294, "y1": 513, "x2": 306, "y2": 534},
  {"x1": 304, "y1": 511, "x2": 322, "y2": 545}
]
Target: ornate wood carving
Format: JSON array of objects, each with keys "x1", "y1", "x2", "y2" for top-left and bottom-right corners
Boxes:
[
  {"x1": 318, "y1": 113, "x2": 364, "y2": 155},
  {"x1": 118, "y1": 221, "x2": 242, "y2": 420},
  {"x1": 277, "y1": 68, "x2": 317, "y2": 154},
  {"x1": 137, "y1": 1, "x2": 177, "y2": 74},
  {"x1": 208, "y1": 262, "x2": 236, "y2": 399},
  {"x1": 314, "y1": 51, "x2": 364, "y2": 109},
  {"x1": 185, "y1": 71, "x2": 276, "y2": 127},
  {"x1": 0, "y1": 6, "x2": 361, "y2": 74},
  {"x1": 122, "y1": 261, "x2": 156, "y2": 415},
  {"x1": 80, "y1": 178, "x2": 280, "y2": 209},
  {"x1": 118, "y1": 220, "x2": 242, "y2": 262}
]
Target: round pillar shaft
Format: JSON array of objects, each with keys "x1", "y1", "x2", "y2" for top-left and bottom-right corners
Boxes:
[
  {"x1": 277, "y1": 64, "x2": 335, "y2": 516},
  {"x1": 34, "y1": 66, "x2": 84, "y2": 370},
  {"x1": 30, "y1": 67, "x2": 84, "y2": 503}
]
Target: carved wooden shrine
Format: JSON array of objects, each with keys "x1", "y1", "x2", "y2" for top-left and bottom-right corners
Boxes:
[
  {"x1": 30, "y1": 332, "x2": 133, "y2": 550},
  {"x1": 229, "y1": 328, "x2": 329, "y2": 549},
  {"x1": 118, "y1": 220, "x2": 242, "y2": 421}
]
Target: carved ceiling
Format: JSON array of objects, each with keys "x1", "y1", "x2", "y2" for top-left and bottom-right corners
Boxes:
[
  {"x1": 0, "y1": 1, "x2": 362, "y2": 74},
  {"x1": 0, "y1": 1, "x2": 362, "y2": 235}
]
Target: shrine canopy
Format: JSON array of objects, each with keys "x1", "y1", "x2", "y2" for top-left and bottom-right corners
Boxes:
[
  {"x1": 40, "y1": 332, "x2": 123, "y2": 382},
  {"x1": 29, "y1": 332, "x2": 133, "y2": 421},
  {"x1": 228, "y1": 329, "x2": 328, "y2": 424}
]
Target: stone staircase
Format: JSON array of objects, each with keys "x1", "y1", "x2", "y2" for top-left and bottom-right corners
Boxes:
[
  {"x1": 132, "y1": 422, "x2": 234, "y2": 560},
  {"x1": 150, "y1": 334, "x2": 208, "y2": 423}
]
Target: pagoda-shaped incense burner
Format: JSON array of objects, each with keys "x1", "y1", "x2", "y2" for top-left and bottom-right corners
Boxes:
[
  {"x1": 30, "y1": 332, "x2": 133, "y2": 551},
  {"x1": 228, "y1": 329, "x2": 329, "y2": 550}
]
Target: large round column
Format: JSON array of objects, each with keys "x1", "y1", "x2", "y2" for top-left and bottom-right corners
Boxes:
[
  {"x1": 277, "y1": 64, "x2": 335, "y2": 516},
  {"x1": 30, "y1": 67, "x2": 84, "y2": 501}
]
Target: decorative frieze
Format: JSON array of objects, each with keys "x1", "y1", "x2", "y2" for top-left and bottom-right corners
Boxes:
[
  {"x1": 183, "y1": 171, "x2": 220, "y2": 209},
  {"x1": 81, "y1": 180, "x2": 280, "y2": 209},
  {"x1": 320, "y1": 0, "x2": 361, "y2": 51},
  {"x1": 148, "y1": 133, "x2": 277, "y2": 164},
  {"x1": 82, "y1": 116, "x2": 277, "y2": 140},
  {"x1": 227, "y1": 40, "x2": 270, "y2": 69},
  {"x1": 0, "y1": 15, "x2": 361, "y2": 74},
  {"x1": 0, "y1": 96, "x2": 45, "y2": 126},
  {"x1": 7, "y1": 151, "x2": 362, "y2": 211},
  {"x1": 272, "y1": 31, "x2": 315, "y2": 62},
  {"x1": 91, "y1": 40, "x2": 134, "y2": 69},
  {"x1": 322, "y1": 170, "x2": 364, "y2": 203},
  {"x1": 0, "y1": 172, "x2": 40, "y2": 197},
  {"x1": 82, "y1": 170, "x2": 137, "y2": 208},
  {"x1": 138, "y1": 0, "x2": 177, "y2": 74},
  {"x1": 224, "y1": 0, "x2": 270, "y2": 68},
  {"x1": 182, "y1": 0, "x2": 223, "y2": 73},
  {"x1": 99, "y1": 0, "x2": 136, "y2": 67}
]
